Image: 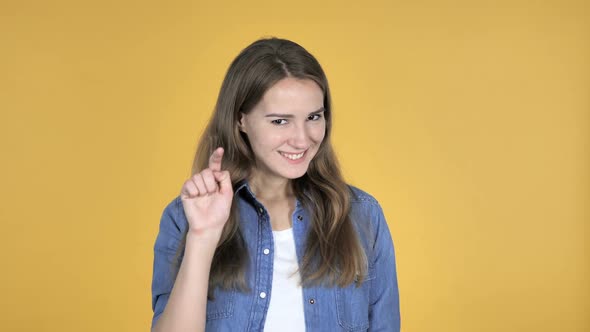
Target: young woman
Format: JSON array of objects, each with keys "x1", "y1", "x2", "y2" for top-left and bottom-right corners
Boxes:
[{"x1": 151, "y1": 37, "x2": 400, "y2": 332}]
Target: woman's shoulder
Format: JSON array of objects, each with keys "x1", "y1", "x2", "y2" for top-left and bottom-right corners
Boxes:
[
  {"x1": 346, "y1": 185, "x2": 386, "y2": 227},
  {"x1": 162, "y1": 195, "x2": 183, "y2": 217},
  {"x1": 158, "y1": 195, "x2": 188, "y2": 234},
  {"x1": 345, "y1": 185, "x2": 391, "y2": 255},
  {"x1": 347, "y1": 185, "x2": 380, "y2": 206}
]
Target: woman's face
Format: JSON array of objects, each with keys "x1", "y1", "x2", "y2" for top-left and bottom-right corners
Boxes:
[{"x1": 239, "y1": 77, "x2": 326, "y2": 182}]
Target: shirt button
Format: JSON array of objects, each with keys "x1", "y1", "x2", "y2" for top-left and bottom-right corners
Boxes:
[
  {"x1": 258, "y1": 207, "x2": 264, "y2": 214},
  {"x1": 263, "y1": 248, "x2": 270, "y2": 255},
  {"x1": 297, "y1": 215, "x2": 303, "y2": 221},
  {"x1": 309, "y1": 298, "x2": 315, "y2": 304},
  {"x1": 260, "y1": 292, "x2": 267, "y2": 299}
]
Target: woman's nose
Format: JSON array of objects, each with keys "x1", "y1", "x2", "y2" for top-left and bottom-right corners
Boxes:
[{"x1": 288, "y1": 124, "x2": 309, "y2": 148}]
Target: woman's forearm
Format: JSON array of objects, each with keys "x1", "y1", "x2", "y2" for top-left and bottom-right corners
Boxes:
[{"x1": 152, "y1": 231, "x2": 221, "y2": 332}]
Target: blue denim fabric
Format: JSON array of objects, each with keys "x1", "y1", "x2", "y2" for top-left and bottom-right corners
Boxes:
[{"x1": 151, "y1": 182, "x2": 401, "y2": 331}]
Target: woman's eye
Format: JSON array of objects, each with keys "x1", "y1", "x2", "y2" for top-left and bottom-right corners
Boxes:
[
  {"x1": 308, "y1": 114, "x2": 323, "y2": 121},
  {"x1": 271, "y1": 119, "x2": 288, "y2": 125}
]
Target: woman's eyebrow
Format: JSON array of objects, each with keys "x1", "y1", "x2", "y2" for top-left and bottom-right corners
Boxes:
[{"x1": 265, "y1": 107, "x2": 326, "y2": 118}]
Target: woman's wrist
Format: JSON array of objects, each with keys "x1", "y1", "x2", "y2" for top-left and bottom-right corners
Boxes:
[{"x1": 186, "y1": 227, "x2": 223, "y2": 246}]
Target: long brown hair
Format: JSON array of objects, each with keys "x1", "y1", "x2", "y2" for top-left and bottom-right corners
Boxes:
[{"x1": 179, "y1": 37, "x2": 367, "y2": 293}]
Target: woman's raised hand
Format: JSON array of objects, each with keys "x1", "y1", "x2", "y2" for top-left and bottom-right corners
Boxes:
[{"x1": 180, "y1": 147, "x2": 233, "y2": 237}]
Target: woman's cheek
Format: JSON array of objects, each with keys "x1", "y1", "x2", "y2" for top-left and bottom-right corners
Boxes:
[{"x1": 313, "y1": 125, "x2": 326, "y2": 143}]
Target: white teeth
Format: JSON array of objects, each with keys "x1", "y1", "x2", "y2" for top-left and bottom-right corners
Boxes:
[{"x1": 281, "y1": 152, "x2": 305, "y2": 160}]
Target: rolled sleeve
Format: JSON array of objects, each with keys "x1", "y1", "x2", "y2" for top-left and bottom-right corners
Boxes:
[{"x1": 151, "y1": 197, "x2": 187, "y2": 329}]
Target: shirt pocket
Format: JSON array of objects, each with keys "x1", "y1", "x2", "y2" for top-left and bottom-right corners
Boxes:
[
  {"x1": 206, "y1": 288, "x2": 236, "y2": 320},
  {"x1": 335, "y1": 275, "x2": 375, "y2": 332}
]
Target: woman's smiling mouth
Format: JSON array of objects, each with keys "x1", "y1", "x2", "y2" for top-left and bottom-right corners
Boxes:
[{"x1": 279, "y1": 150, "x2": 306, "y2": 161}]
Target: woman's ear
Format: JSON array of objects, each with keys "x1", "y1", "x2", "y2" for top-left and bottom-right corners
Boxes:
[{"x1": 238, "y1": 112, "x2": 246, "y2": 133}]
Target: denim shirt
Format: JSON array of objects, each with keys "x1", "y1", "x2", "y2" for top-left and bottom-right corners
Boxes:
[{"x1": 151, "y1": 182, "x2": 401, "y2": 331}]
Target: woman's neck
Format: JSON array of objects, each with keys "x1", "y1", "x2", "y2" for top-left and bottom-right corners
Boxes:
[{"x1": 248, "y1": 170, "x2": 294, "y2": 201}]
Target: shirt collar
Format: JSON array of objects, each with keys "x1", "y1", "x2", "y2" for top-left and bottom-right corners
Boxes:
[{"x1": 233, "y1": 179, "x2": 303, "y2": 209}]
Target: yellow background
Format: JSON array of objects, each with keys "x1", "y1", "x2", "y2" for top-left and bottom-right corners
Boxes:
[{"x1": 1, "y1": 0, "x2": 588, "y2": 331}]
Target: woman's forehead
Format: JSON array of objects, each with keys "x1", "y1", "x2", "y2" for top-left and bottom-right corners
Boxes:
[{"x1": 254, "y1": 78, "x2": 324, "y2": 115}]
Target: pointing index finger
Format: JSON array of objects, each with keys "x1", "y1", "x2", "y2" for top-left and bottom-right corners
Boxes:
[{"x1": 209, "y1": 147, "x2": 224, "y2": 172}]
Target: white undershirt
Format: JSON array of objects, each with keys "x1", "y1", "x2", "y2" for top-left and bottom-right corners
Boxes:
[{"x1": 263, "y1": 228, "x2": 306, "y2": 332}]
